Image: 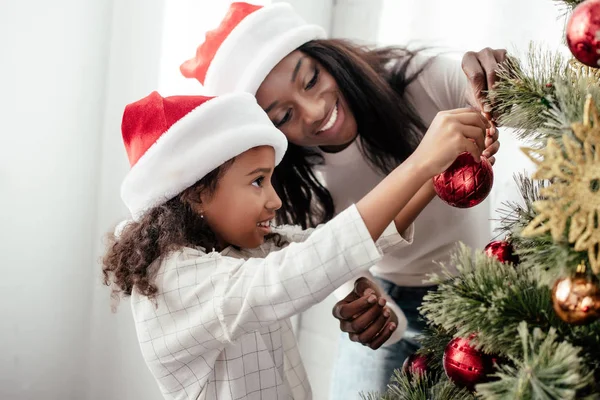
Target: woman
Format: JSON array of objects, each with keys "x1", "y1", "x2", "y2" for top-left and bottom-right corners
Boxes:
[{"x1": 180, "y1": 2, "x2": 505, "y2": 397}]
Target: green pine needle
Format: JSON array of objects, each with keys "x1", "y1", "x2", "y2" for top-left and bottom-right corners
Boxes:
[
  {"x1": 420, "y1": 244, "x2": 561, "y2": 357},
  {"x1": 476, "y1": 322, "x2": 593, "y2": 399},
  {"x1": 493, "y1": 173, "x2": 585, "y2": 283},
  {"x1": 488, "y1": 44, "x2": 600, "y2": 148},
  {"x1": 361, "y1": 371, "x2": 474, "y2": 400},
  {"x1": 554, "y1": 0, "x2": 587, "y2": 11},
  {"x1": 489, "y1": 45, "x2": 566, "y2": 142},
  {"x1": 414, "y1": 325, "x2": 454, "y2": 376}
]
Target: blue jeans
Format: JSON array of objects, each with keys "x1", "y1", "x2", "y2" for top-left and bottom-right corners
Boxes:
[{"x1": 329, "y1": 280, "x2": 435, "y2": 399}]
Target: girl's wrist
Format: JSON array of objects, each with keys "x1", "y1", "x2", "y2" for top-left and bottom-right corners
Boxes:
[{"x1": 401, "y1": 154, "x2": 436, "y2": 182}]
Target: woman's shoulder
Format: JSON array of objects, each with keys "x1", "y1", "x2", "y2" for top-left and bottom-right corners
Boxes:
[
  {"x1": 383, "y1": 49, "x2": 460, "y2": 76},
  {"x1": 403, "y1": 51, "x2": 468, "y2": 113}
]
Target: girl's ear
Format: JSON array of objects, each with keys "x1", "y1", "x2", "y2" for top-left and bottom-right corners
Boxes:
[{"x1": 180, "y1": 186, "x2": 204, "y2": 214}]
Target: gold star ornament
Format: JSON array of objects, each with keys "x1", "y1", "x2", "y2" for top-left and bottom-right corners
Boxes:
[
  {"x1": 521, "y1": 95, "x2": 600, "y2": 273},
  {"x1": 567, "y1": 58, "x2": 600, "y2": 89},
  {"x1": 571, "y1": 95, "x2": 600, "y2": 144}
]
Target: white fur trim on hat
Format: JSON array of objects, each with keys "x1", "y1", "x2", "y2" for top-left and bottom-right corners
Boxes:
[
  {"x1": 203, "y1": 3, "x2": 327, "y2": 95},
  {"x1": 120, "y1": 92, "x2": 288, "y2": 220}
]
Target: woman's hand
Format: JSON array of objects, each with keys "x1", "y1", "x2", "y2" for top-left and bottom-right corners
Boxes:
[
  {"x1": 461, "y1": 48, "x2": 507, "y2": 166},
  {"x1": 483, "y1": 123, "x2": 500, "y2": 165},
  {"x1": 411, "y1": 108, "x2": 490, "y2": 177},
  {"x1": 462, "y1": 47, "x2": 508, "y2": 121},
  {"x1": 332, "y1": 278, "x2": 397, "y2": 350}
]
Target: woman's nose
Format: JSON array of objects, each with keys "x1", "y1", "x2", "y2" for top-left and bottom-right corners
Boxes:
[{"x1": 299, "y1": 96, "x2": 326, "y2": 127}]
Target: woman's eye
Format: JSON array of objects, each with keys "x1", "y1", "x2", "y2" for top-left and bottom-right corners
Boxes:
[
  {"x1": 275, "y1": 110, "x2": 292, "y2": 127},
  {"x1": 252, "y1": 176, "x2": 264, "y2": 187},
  {"x1": 305, "y1": 67, "x2": 320, "y2": 90}
]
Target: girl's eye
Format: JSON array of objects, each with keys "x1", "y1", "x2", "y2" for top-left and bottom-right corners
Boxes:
[
  {"x1": 252, "y1": 176, "x2": 264, "y2": 188},
  {"x1": 305, "y1": 67, "x2": 320, "y2": 90},
  {"x1": 275, "y1": 110, "x2": 292, "y2": 128}
]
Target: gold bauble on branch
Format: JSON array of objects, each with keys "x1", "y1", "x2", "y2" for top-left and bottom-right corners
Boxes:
[{"x1": 552, "y1": 262, "x2": 600, "y2": 325}]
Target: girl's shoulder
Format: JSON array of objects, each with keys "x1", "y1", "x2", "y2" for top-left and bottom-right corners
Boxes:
[{"x1": 157, "y1": 246, "x2": 215, "y2": 270}]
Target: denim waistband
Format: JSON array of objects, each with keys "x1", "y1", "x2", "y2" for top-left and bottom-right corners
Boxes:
[
  {"x1": 375, "y1": 278, "x2": 437, "y2": 304},
  {"x1": 374, "y1": 278, "x2": 437, "y2": 336}
]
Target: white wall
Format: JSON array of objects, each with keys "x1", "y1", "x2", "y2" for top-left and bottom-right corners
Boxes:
[
  {"x1": 0, "y1": 1, "x2": 114, "y2": 399},
  {"x1": 275, "y1": 0, "x2": 334, "y2": 35},
  {"x1": 87, "y1": 1, "x2": 166, "y2": 400},
  {"x1": 375, "y1": 0, "x2": 568, "y2": 51}
]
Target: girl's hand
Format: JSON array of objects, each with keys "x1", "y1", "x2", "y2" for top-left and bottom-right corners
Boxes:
[
  {"x1": 411, "y1": 108, "x2": 490, "y2": 177},
  {"x1": 462, "y1": 47, "x2": 508, "y2": 121}
]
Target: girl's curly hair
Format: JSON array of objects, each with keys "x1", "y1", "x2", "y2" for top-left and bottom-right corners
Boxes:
[{"x1": 102, "y1": 162, "x2": 231, "y2": 309}]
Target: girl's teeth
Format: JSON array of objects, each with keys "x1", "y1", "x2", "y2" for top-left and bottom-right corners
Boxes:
[{"x1": 319, "y1": 104, "x2": 338, "y2": 132}]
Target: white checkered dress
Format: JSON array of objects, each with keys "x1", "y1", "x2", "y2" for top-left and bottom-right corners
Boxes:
[{"x1": 131, "y1": 205, "x2": 413, "y2": 399}]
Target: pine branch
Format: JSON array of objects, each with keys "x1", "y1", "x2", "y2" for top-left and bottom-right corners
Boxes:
[
  {"x1": 489, "y1": 45, "x2": 566, "y2": 141},
  {"x1": 565, "y1": 322, "x2": 600, "y2": 386},
  {"x1": 360, "y1": 371, "x2": 433, "y2": 400},
  {"x1": 494, "y1": 173, "x2": 544, "y2": 236},
  {"x1": 415, "y1": 325, "x2": 454, "y2": 376},
  {"x1": 553, "y1": 0, "x2": 587, "y2": 11},
  {"x1": 546, "y1": 78, "x2": 600, "y2": 136},
  {"x1": 476, "y1": 322, "x2": 593, "y2": 399},
  {"x1": 488, "y1": 45, "x2": 600, "y2": 147},
  {"x1": 493, "y1": 173, "x2": 587, "y2": 284},
  {"x1": 361, "y1": 371, "x2": 474, "y2": 400},
  {"x1": 420, "y1": 244, "x2": 563, "y2": 357},
  {"x1": 419, "y1": 244, "x2": 600, "y2": 385},
  {"x1": 430, "y1": 379, "x2": 476, "y2": 400}
]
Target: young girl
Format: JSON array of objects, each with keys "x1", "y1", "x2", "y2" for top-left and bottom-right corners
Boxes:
[
  {"x1": 179, "y1": 2, "x2": 504, "y2": 397},
  {"x1": 102, "y1": 90, "x2": 489, "y2": 400}
]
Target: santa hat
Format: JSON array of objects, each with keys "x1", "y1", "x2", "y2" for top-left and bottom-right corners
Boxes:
[
  {"x1": 120, "y1": 91, "x2": 287, "y2": 219},
  {"x1": 180, "y1": 2, "x2": 326, "y2": 95}
]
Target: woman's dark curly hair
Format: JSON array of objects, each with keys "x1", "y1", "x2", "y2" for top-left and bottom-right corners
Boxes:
[{"x1": 102, "y1": 161, "x2": 232, "y2": 308}]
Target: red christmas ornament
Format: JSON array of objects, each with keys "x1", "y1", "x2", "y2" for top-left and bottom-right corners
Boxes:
[
  {"x1": 402, "y1": 352, "x2": 429, "y2": 376},
  {"x1": 484, "y1": 240, "x2": 520, "y2": 265},
  {"x1": 443, "y1": 336, "x2": 496, "y2": 391},
  {"x1": 433, "y1": 153, "x2": 493, "y2": 208},
  {"x1": 566, "y1": 0, "x2": 600, "y2": 67}
]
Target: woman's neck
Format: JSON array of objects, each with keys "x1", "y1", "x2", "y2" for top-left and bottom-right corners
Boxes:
[{"x1": 319, "y1": 133, "x2": 358, "y2": 153}]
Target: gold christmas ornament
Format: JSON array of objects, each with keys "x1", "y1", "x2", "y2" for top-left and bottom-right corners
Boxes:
[
  {"x1": 552, "y1": 262, "x2": 600, "y2": 325},
  {"x1": 521, "y1": 95, "x2": 600, "y2": 273}
]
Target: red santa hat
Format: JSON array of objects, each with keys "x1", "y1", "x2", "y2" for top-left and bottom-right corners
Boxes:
[
  {"x1": 180, "y1": 2, "x2": 326, "y2": 95},
  {"x1": 120, "y1": 91, "x2": 287, "y2": 219}
]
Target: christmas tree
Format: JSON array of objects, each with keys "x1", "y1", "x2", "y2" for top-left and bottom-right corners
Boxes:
[{"x1": 367, "y1": 0, "x2": 600, "y2": 398}]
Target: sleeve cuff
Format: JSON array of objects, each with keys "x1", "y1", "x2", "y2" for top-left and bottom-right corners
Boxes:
[
  {"x1": 382, "y1": 298, "x2": 408, "y2": 346},
  {"x1": 332, "y1": 271, "x2": 375, "y2": 301},
  {"x1": 376, "y1": 221, "x2": 415, "y2": 254}
]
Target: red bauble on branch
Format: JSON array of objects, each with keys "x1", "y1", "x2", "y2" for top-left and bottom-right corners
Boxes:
[
  {"x1": 484, "y1": 240, "x2": 520, "y2": 265},
  {"x1": 443, "y1": 336, "x2": 497, "y2": 391},
  {"x1": 433, "y1": 153, "x2": 493, "y2": 208},
  {"x1": 566, "y1": 0, "x2": 600, "y2": 67},
  {"x1": 402, "y1": 352, "x2": 429, "y2": 376}
]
